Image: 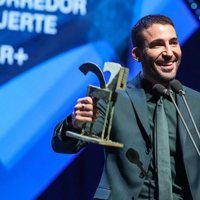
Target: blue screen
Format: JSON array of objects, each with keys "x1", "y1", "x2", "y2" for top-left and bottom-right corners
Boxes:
[{"x1": 0, "y1": 0, "x2": 199, "y2": 199}]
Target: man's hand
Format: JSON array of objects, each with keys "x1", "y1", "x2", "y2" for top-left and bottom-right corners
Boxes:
[{"x1": 71, "y1": 96, "x2": 98, "y2": 129}]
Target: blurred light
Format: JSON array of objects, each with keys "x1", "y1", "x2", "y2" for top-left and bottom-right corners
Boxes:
[{"x1": 191, "y1": 3, "x2": 198, "y2": 9}]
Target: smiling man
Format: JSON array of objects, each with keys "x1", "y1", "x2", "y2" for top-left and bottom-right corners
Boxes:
[
  {"x1": 52, "y1": 14, "x2": 200, "y2": 200},
  {"x1": 131, "y1": 16, "x2": 182, "y2": 86}
]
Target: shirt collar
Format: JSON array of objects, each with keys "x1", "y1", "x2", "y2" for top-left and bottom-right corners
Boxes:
[
  {"x1": 140, "y1": 74, "x2": 158, "y2": 102},
  {"x1": 139, "y1": 74, "x2": 173, "y2": 102}
]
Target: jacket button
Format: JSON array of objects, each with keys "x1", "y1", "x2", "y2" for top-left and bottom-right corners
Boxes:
[
  {"x1": 139, "y1": 172, "x2": 145, "y2": 178},
  {"x1": 145, "y1": 148, "x2": 150, "y2": 155}
]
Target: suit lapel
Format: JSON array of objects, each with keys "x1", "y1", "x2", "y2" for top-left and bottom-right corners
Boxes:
[
  {"x1": 177, "y1": 88, "x2": 200, "y2": 200},
  {"x1": 176, "y1": 89, "x2": 194, "y2": 144},
  {"x1": 126, "y1": 76, "x2": 151, "y2": 140}
]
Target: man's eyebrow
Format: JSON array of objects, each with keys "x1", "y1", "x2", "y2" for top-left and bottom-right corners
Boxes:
[
  {"x1": 149, "y1": 37, "x2": 178, "y2": 47},
  {"x1": 149, "y1": 39, "x2": 164, "y2": 47},
  {"x1": 170, "y1": 37, "x2": 178, "y2": 41}
]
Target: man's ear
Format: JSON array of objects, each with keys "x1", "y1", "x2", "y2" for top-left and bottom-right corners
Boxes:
[{"x1": 132, "y1": 47, "x2": 141, "y2": 62}]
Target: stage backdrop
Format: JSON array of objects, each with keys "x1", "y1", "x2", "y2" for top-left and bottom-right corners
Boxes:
[{"x1": 0, "y1": 0, "x2": 200, "y2": 199}]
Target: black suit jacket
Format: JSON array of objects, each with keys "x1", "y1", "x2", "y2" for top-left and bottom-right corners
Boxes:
[{"x1": 52, "y1": 75, "x2": 200, "y2": 200}]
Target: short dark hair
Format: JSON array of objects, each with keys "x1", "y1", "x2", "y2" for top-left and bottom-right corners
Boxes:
[{"x1": 131, "y1": 14, "x2": 175, "y2": 48}]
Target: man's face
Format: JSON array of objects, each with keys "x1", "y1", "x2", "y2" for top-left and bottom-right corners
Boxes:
[{"x1": 133, "y1": 24, "x2": 182, "y2": 85}]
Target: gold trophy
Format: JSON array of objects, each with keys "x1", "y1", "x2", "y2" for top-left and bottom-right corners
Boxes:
[{"x1": 65, "y1": 62, "x2": 129, "y2": 148}]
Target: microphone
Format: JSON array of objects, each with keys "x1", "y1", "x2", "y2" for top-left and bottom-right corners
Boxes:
[
  {"x1": 152, "y1": 84, "x2": 170, "y2": 97},
  {"x1": 153, "y1": 83, "x2": 200, "y2": 157},
  {"x1": 169, "y1": 79, "x2": 185, "y2": 95},
  {"x1": 170, "y1": 79, "x2": 200, "y2": 145},
  {"x1": 126, "y1": 148, "x2": 148, "y2": 178}
]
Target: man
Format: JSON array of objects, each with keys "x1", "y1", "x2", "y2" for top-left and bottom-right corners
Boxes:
[{"x1": 52, "y1": 14, "x2": 200, "y2": 199}]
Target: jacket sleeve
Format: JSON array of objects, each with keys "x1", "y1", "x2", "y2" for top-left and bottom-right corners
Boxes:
[
  {"x1": 51, "y1": 116, "x2": 88, "y2": 154},
  {"x1": 51, "y1": 100, "x2": 106, "y2": 154}
]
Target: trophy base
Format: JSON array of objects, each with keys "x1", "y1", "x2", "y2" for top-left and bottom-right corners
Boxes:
[{"x1": 65, "y1": 131, "x2": 123, "y2": 148}]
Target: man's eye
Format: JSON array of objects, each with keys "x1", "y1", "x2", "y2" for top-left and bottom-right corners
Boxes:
[
  {"x1": 171, "y1": 41, "x2": 178, "y2": 46},
  {"x1": 151, "y1": 44, "x2": 163, "y2": 48},
  {"x1": 170, "y1": 39, "x2": 178, "y2": 45}
]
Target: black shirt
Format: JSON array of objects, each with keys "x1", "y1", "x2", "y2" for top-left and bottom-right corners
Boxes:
[{"x1": 138, "y1": 78, "x2": 192, "y2": 200}]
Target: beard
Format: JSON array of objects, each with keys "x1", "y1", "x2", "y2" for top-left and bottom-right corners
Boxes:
[{"x1": 141, "y1": 58, "x2": 181, "y2": 86}]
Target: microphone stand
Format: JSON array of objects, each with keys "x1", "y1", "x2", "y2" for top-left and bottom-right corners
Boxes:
[
  {"x1": 177, "y1": 90, "x2": 200, "y2": 141},
  {"x1": 168, "y1": 90, "x2": 200, "y2": 157},
  {"x1": 153, "y1": 84, "x2": 200, "y2": 156}
]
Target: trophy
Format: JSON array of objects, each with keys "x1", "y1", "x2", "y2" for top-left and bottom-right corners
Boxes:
[{"x1": 65, "y1": 62, "x2": 129, "y2": 148}]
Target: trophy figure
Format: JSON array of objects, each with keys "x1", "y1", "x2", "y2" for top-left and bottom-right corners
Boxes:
[{"x1": 65, "y1": 62, "x2": 129, "y2": 148}]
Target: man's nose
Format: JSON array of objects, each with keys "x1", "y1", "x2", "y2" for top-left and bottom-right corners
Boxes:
[{"x1": 162, "y1": 46, "x2": 173, "y2": 57}]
